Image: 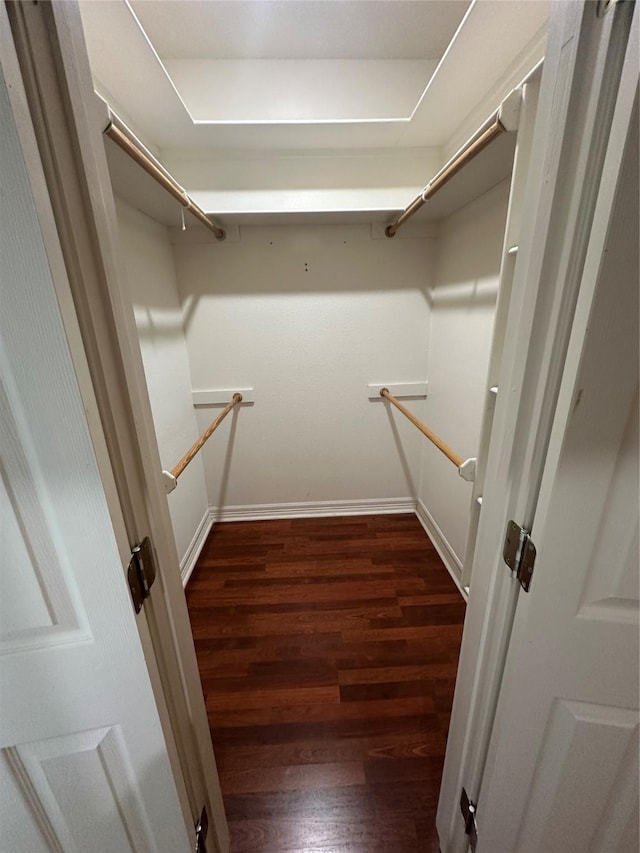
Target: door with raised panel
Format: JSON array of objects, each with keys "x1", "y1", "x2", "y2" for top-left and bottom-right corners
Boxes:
[
  {"x1": 0, "y1": 30, "x2": 192, "y2": 853},
  {"x1": 474, "y1": 50, "x2": 639, "y2": 853}
]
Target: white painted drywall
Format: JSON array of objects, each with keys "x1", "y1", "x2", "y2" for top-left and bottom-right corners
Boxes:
[
  {"x1": 171, "y1": 223, "x2": 435, "y2": 513},
  {"x1": 419, "y1": 180, "x2": 510, "y2": 565},
  {"x1": 115, "y1": 200, "x2": 208, "y2": 563}
]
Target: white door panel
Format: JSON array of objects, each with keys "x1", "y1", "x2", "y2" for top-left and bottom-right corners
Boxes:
[
  {"x1": 476, "y1": 28, "x2": 639, "y2": 851},
  {"x1": 0, "y1": 36, "x2": 191, "y2": 853},
  {"x1": 0, "y1": 378, "x2": 89, "y2": 654},
  {"x1": 516, "y1": 700, "x2": 638, "y2": 852}
]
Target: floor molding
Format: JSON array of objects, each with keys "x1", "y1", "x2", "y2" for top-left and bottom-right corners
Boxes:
[
  {"x1": 184, "y1": 498, "x2": 467, "y2": 601},
  {"x1": 209, "y1": 497, "x2": 417, "y2": 523},
  {"x1": 180, "y1": 508, "x2": 215, "y2": 588},
  {"x1": 415, "y1": 499, "x2": 467, "y2": 601}
]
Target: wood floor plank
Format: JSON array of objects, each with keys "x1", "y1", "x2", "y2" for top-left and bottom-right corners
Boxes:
[
  {"x1": 211, "y1": 712, "x2": 444, "y2": 746},
  {"x1": 213, "y1": 730, "x2": 447, "y2": 773},
  {"x1": 338, "y1": 663, "x2": 456, "y2": 685},
  {"x1": 186, "y1": 513, "x2": 465, "y2": 852},
  {"x1": 220, "y1": 761, "x2": 366, "y2": 795},
  {"x1": 190, "y1": 578, "x2": 401, "y2": 606},
  {"x1": 206, "y1": 685, "x2": 341, "y2": 712}
]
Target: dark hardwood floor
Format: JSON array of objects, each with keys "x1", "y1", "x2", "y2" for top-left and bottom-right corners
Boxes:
[{"x1": 186, "y1": 513, "x2": 466, "y2": 853}]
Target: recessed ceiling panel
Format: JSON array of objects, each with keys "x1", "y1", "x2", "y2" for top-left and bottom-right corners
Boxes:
[
  {"x1": 80, "y1": 0, "x2": 547, "y2": 152},
  {"x1": 130, "y1": 0, "x2": 471, "y2": 61},
  {"x1": 165, "y1": 59, "x2": 436, "y2": 122}
]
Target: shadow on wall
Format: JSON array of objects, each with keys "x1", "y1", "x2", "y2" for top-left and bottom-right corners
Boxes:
[
  {"x1": 425, "y1": 277, "x2": 500, "y2": 310},
  {"x1": 424, "y1": 179, "x2": 510, "y2": 310},
  {"x1": 383, "y1": 400, "x2": 418, "y2": 496},
  {"x1": 133, "y1": 304, "x2": 192, "y2": 349},
  {"x1": 168, "y1": 223, "x2": 435, "y2": 333},
  {"x1": 211, "y1": 406, "x2": 240, "y2": 523}
]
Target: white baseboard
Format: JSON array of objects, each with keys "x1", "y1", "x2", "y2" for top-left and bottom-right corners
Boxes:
[
  {"x1": 180, "y1": 508, "x2": 215, "y2": 588},
  {"x1": 209, "y1": 497, "x2": 417, "y2": 523},
  {"x1": 181, "y1": 499, "x2": 467, "y2": 601},
  {"x1": 415, "y1": 499, "x2": 467, "y2": 602}
]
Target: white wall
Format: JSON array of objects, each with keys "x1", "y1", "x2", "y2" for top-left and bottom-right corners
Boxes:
[
  {"x1": 115, "y1": 201, "x2": 208, "y2": 563},
  {"x1": 171, "y1": 224, "x2": 434, "y2": 515},
  {"x1": 419, "y1": 181, "x2": 510, "y2": 567}
]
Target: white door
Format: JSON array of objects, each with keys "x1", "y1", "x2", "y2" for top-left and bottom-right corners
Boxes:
[
  {"x1": 474, "y1": 47, "x2": 639, "y2": 853},
  {"x1": 0, "y1": 25, "x2": 192, "y2": 853}
]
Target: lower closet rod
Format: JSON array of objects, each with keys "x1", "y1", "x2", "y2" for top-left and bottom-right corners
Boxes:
[
  {"x1": 162, "y1": 393, "x2": 243, "y2": 494},
  {"x1": 379, "y1": 388, "x2": 476, "y2": 482}
]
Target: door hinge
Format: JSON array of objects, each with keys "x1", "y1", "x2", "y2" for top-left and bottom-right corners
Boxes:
[
  {"x1": 127, "y1": 536, "x2": 157, "y2": 613},
  {"x1": 460, "y1": 787, "x2": 478, "y2": 851},
  {"x1": 195, "y1": 806, "x2": 208, "y2": 853},
  {"x1": 596, "y1": 0, "x2": 623, "y2": 17},
  {"x1": 503, "y1": 520, "x2": 536, "y2": 592}
]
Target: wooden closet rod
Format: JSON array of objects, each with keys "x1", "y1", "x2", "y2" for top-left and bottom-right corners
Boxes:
[
  {"x1": 385, "y1": 114, "x2": 506, "y2": 238},
  {"x1": 104, "y1": 111, "x2": 226, "y2": 241},
  {"x1": 380, "y1": 388, "x2": 463, "y2": 468},
  {"x1": 170, "y1": 394, "x2": 243, "y2": 482}
]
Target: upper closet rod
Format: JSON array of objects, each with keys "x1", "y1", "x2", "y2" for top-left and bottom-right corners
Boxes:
[
  {"x1": 385, "y1": 89, "x2": 521, "y2": 238},
  {"x1": 104, "y1": 110, "x2": 226, "y2": 241}
]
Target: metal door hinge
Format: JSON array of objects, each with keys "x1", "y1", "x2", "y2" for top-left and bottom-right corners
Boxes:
[
  {"x1": 195, "y1": 806, "x2": 208, "y2": 853},
  {"x1": 127, "y1": 536, "x2": 157, "y2": 613},
  {"x1": 503, "y1": 520, "x2": 536, "y2": 592},
  {"x1": 597, "y1": 0, "x2": 623, "y2": 17},
  {"x1": 460, "y1": 787, "x2": 478, "y2": 851}
]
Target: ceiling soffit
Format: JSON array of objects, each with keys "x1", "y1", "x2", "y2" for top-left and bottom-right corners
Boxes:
[
  {"x1": 79, "y1": 0, "x2": 549, "y2": 236},
  {"x1": 79, "y1": 0, "x2": 548, "y2": 151},
  {"x1": 124, "y1": 1, "x2": 472, "y2": 127}
]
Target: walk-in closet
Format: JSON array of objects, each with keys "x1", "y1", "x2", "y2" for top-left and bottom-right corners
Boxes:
[
  {"x1": 2, "y1": 1, "x2": 637, "y2": 851},
  {"x1": 82, "y1": 1, "x2": 546, "y2": 595},
  {"x1": 79, "y1": 3, "x2": 545, "y2": 847}
]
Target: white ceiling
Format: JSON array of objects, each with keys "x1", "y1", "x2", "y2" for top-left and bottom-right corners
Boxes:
[
  {"x1": 164, "y1": 59, "x2": 437, "y2": 122},
  {"x1": 128, "y1": 0, "x2": 469, "y2": 61},
  {"x1": 79, "y1": 0, "x2": 549, "y2": 151},
  {"x1": 80, "y1": 0, "x2": 549, "y2": 223}
]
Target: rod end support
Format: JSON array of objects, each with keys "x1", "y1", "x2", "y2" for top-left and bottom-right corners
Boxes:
[
  {"x1": 162, "y1": 470, "x2": 178, "y2": 494},
  {"x1": 458, "y1": 458, "x2": 477, "y2": 482},
  {"x1": 232, "y1": 392, "x2": 243, "y2": 404},
  {"x1": 384, "y1": 226, "x2": 396, "y2": 239},
  {"x1": 215, "y1": 229, "x2": 227, "y2": 242},
  {"x1": 379, "y1": 387, "x2": 389, "y2": 398}
]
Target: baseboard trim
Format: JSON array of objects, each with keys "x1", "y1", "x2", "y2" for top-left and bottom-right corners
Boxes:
[
  {"x1": 181, "y1": 499, "x2": 467, "y2": 599},
  {"x1": 210, "y1": 497, "x2": 417, "y2": 523},
  {"x1": 415, "y1": 499, "x2": 467, "y2": 602},
  {"x1": 180, "y1": 508, "x2": 214, "y2": 588}
]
